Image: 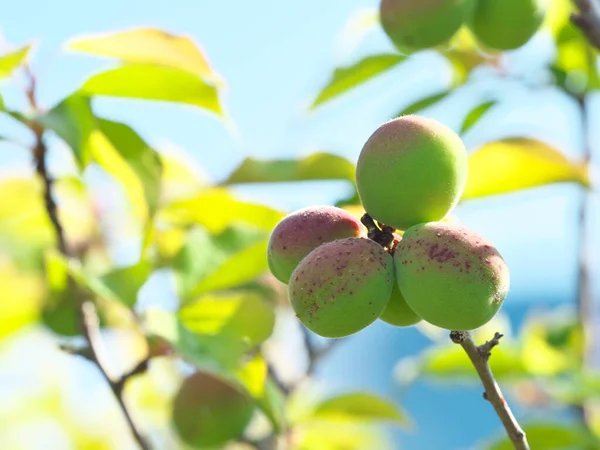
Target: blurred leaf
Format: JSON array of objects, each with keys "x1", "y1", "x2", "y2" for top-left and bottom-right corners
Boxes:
[
  {"x1": 79, "y1": 64, "x2": 222, "y2": 115},
  {"x1": 225, "y1": 152, "x2": 356, "y2": 185},
  {"x1": 0, "y1": 261, "x2": 43, "y2": 339},
  {"x1": 521, "y1": 319, "x2": 579, "y2": 376},
  {"x1": 444, "y1": 28, "x2": 498, "y2": 84},
  {"x1": 463, "y1": 138, "x2": 590, "y2": 200},
  {"x1": 180, "y1": 291, "x2": 275, "y2": 349},
  {"x1": 36, "y1": 94, "x2": 95, "y2": 168},
  {"x1": 67, "y1": 28, "x2": 221, "y2": 83},
  {"x1": 41, "y1": 250, "x2": 79, "y2": 336},
  {"x1": 92, "y1": 119, "x2": 163, "y2": 223},
  {"x1": 487, "y1": 423, "x2": 593, "y2": 450},
  {"x1": 162, "y1": 188, "x2": 284, "y2": 233},
  {"x1": 0, "y1": 44, "x2": 31, "y2": 79},
  {"x1": 308, "y1": 393, "x2": 409, "y2": 427},
  {"x1": 310, "y1": 54, "x2": 406, "y2": 110},
  {"x1": 543, "y1": 0, "x2": 573, "y2": 37},
  {"x1": 295, "y1": 423, "x2": 393, "y2": 450},
  {"x1": 460, "y1": 101, "x2": 496, "y2": 134},
  {"x1": 396, "y1": 91, "x2": 448, "y2": 117},
  {"x1": 100, "y1": 260, "x2": 152, "y2": 308},
  {"x1": 173, "y1": 225, "x2": 266, "y2": 299}
]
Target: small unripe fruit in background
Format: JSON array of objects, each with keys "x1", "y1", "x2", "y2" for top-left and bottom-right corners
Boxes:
[
  {"x1": 468, "y1": 0, "x2": 546, "y2": 50},
  {"x1": 395, "y1": 222, "x2": 509, "y2": 330},
  {"x1": 289, "y1": 238, "x2": 394, "y2": 338},
  {"x1": 267, "y1": 206, "x2": 362, "y2": 284},
  {"x1": 172, "y1": 372, "x2": 254, "y2": 448},
  {"x1": 380, "y1": 284, "x2": 422, "y2": 327},
  {"x1": 380, "y1": 0, "x2": 474, "y2": 52},
  {"x1": 356, "y1": 116, "x2": 468, "y2": 231}
]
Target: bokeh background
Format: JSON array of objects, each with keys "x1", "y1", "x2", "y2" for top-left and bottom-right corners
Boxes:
[{"x1": 0, "y1": 0, "x2": 599, "y2": 449}]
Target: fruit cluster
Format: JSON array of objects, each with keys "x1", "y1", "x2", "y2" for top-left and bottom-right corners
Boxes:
[
  {"x1": 267, "y1": 115, "x2": 509, "y2": 338},
  {"x1": 380, "y1": 0, "x2": 547, "y2": 53}
]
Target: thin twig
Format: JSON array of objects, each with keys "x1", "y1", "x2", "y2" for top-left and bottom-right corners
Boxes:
[
  {"x1": 572, "y1": 0, "x2": 600, "y2": 51},
  {"x1": 301, "y1": 325, "x2": 343, "y2": 376},
  {"x1": 27, "y1": 70, "x2": 151, "y2": 450},
  {"x1": 450, "y1": 331, "x2": 530, "y2": 450}
]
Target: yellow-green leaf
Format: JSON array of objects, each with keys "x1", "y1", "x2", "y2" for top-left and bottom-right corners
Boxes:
[
  {"x1": 463, "y1": 138, "x2": 590, "y2": 200},
  {"x1": 488, "y1": 423, "x2": 593, "y2": 450},
  {"x1": 79, "y1": 64, "x2": 223, "y2": 115},
  {"x1": 67, "y1": 28, "x2": 221, "y2": 84},
  {"x1": 100, "y1": 261, "x2": 152, "y2": 308},
  {"x1": 395, "y1": 91, "x2": 448, "y2": 117},
  {"x1": 162, "y1": 188, "x2": 284, "y2": 233},
  {"x1": 310, "y1": 54, "x2": 406, "y2": 110},
  {"x1": 460, "y1": 101, "x2": 496, "y2": 134},
  {"x1": 0, "y1": 45, "x2": 31, "y2": 79},
  {"x1": 224, "y1": 152, "x2": 356, "y2": 184},
  {"x1": 309, "y1": 393, "x2": 409, "y2": 427}
]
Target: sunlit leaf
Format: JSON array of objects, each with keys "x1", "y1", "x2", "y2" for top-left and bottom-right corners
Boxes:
[
  {"x1": 460, "y1": 101, "x2": 496, "y2": 134},
  {"x1": 487, "y1": 423, "x2": 594, "y2": 450},
  {"x1": 310, "y1": 54, "x2": 406, "y2": 110},
  {"x1": 0, "y1": 261, "x2": 43, "y2": 339},
  {"x1": 67, "y1": 28, "x2": 221, "y2": 83},
  {"x1": 92, "y1": 119, "x2": 163, "y2": 223},
  {"x1": 162, "y1": 188, "x2": 284, "y2": 233},
  {"x1": 79, "y1": 64, "x2": 223, "y2": 115},
  {"x1": 224, "y1": 152, "x2": 356, "y2": 184},
  {"x1": 295, "y1": 423, "x2": 393, "y2": 450},
  {"x1": 0, "y1": 44, "x2": 31, "y2": 79},
  {"x1": 543, "y1": 0, "x2": 574, "y2": 38},
  {"x1": 444, "y1": 28, "x2": 498, "y2": 84},
  {"x1": 41, "y1": 250, "x2": 78, "y2": 336},
  {"x1": 36, "y1": 94, "x2": 95, "y2": 168},
  {"x1": 396, "y1": 91, "x2": 448, "y2": 117},
  {"x1": 463, "y1": 138, "x2": 590, "y2": 200},
  {"x1": 308, "y1": 393, "x2": 409, "y2": 426}
]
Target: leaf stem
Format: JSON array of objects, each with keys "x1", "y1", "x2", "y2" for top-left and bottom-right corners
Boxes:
[{"x1": 450, "y1": 331, "x2": 530, "y2": 450}]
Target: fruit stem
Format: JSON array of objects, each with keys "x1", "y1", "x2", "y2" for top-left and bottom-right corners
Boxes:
[
  {"x1": 450, "y1": 331, "x2": 529, "y2": 450},
  {"x1": 360, "y1": 213, "x2": 396, "y2": 251}
]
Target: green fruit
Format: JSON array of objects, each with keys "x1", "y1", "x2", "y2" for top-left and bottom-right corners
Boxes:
[
  {"x1": 289, "y1": 238, "x2": 394, "y2": 338},
  {"x1": 469, "y1": 0, "x2": 546, "y2": 50},
  {"x1": 380, "y1": 0, "x2": 474, "y2": 52},
  {"x1": 395, "y1": 222, "x2": 509, "y2": 330},
  {"x1": 356, "y1": 115, "x2": 468, "y2": 231},
  {"x1": 172, "y1": 372, "x2": 254, "y2": 448},
  {"x1": 380, "y1": 284, "x2": 421, "y2": 327},
  {"x1": 268, "y1": 206, "x2": 362, "y2": 284}
]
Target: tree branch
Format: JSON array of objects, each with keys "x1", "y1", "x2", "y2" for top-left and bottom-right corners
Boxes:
[
  {"x1": 572, "y1": 0, "x2": 600, "y2": 51},
  {"x1": 450, "y1": 331, "x2": 529, "y2": 450},
  {"x1": 27, "y1": 70, "x2": 151, "y2": 450}
]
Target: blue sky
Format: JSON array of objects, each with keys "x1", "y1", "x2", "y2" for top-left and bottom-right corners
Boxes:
[{"x1": 1, "y1": 0, "x2": 599, "y2": 449}]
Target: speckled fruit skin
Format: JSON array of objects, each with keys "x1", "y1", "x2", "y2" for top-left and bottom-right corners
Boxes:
[
  {"x1": 268, "y1": 206, "x2": 362, "y2": 284},
  {"x1": 289, "y1": 238, "x2": 394, "y2": 338},
  {"x1": 380, "y1": 0, "x2": 474, "y2": 52},
  {"x1": 356, "y1": 116, "x2": 468, "y2": 231},
  {"x1": 395, "y1": 222, "x2": 509, "y2": 331},
  {"x1": 172, "y1": 372, "x2": 254, "y2": 448},
  {"x1": 380, "y1": 284, "x2": 421, "y2": 327},
  {"x1": 468, "y1": 0, "x2": 546, "y2": 50}
]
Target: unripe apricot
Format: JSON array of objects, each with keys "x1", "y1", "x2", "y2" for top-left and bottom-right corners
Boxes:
[
  {"x1": 356, "y1": 116, "x2": 468, "y2": 231},
  {"x1": 380, "y1": 0, "x2": 474, "y2": 52},
  {"x1": 395, "y1": 222, "x2": 509, "y2": 330},
  {"x1": 380, "y1": 284, "x2": 421, "y2": 327},
  {"x1": 289, "y1": 238, "x2": 394, "y2": 338},
  {"x1": 468, "y1": 0, "x2": 546, "y2": 50},
  {"x1": 268, "y1": 206, "x2": 362, "y2": 284},
  {"x1": 172, "y1": 372, "x2": 254, "y2": 448}
]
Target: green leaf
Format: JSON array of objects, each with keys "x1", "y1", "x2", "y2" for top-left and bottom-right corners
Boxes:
[
  {"x1": 67, "y1": 28, "x2": 221, "y2": 84},
  {"x1": 36, "y1": 94, "x2": 95, "y2": 168},
  {"x1": 224, "y1": 152, "x2": 356, "y2": 185},
  {"x1": 460, "y1": 101, "x2": 496, "y2": 134},
  {"x1": 308, "y1": 393, "x2": 409, "y2": 427},
  {"x1": 180, "y1": 291, "x2": 275, "y2": 350},
  {"x1": 487, "y1": 423, "x2": 593, "y2": 450},
  {"x1": 162, "y1": 188, "x2": 284, "y2": 233},
  {"x1": 93, "y1": 119, "x2": 163, "y2": 222},
  {"x1": 0, "y1": 45, "x2": 31, "y2": 79},
  {"x1": 100, "y1": 261, "x2": 152, "y2": 308},
  {"x1": 395, "y1": 91, "x2": 448, "y2": 117},
  {"x1": 310, "y1": 54, "x2": 406, "y2": 110},
  {"x1": 79, "y1": 64, "x2": 223, "y2": 115},
  {"x1": 463, "y1": 138, "x2": 591, "y2": 200},
  {"x1": 295, "y1": 423, "x2": 393, "y2": 450}
]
